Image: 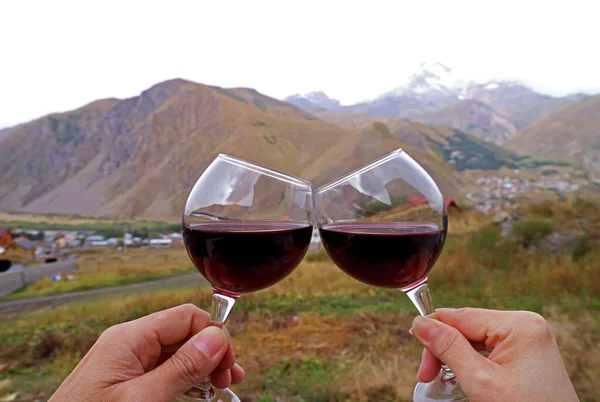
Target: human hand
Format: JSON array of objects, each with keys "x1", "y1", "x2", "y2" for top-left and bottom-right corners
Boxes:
[
  {"x1": 411, "y1": 308, "x2": 578, "y2": 402},
  {"x1": 50, "y1": 304, "x2": 245, "y2": 402}
]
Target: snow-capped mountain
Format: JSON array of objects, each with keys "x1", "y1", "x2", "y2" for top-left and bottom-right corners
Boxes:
[
  {"x1": 378, "y1": 62, "x2": 470, "y2": 100},
  {"x1": 348, "y1": 62, "x2": 472, "y2": 115},
  {"x1": 284, "y1": 91, "x2": 340, "y2": 110},
  {"x1": 282, "y1": 62, "x2": 584, "y2": 144}
]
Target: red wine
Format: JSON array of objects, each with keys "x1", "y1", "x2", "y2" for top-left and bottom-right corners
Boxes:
[
  {"x1": 319, "y1": 223, "x2": 445, "y2": 290},
  {"x1": 182, "y1": 221, "x2": 312, "y2": 296}
]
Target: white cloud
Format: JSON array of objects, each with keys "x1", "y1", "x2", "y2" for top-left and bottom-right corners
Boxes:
[{"x1": 0, "y1": 0, "x2": 598, "y2": 127}]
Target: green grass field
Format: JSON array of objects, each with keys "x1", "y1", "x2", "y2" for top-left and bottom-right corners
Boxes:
[
  {"x1": 1, "y1": 201, "x2": 599, "y2": 401},
  {"x1": 1, "y1": 248, "x2": 194, "y2": 301}
]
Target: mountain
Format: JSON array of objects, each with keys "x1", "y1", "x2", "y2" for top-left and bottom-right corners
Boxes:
[
  {"x1": 466, "y1": 81, "x2": 578, "y2": 128},
  {"x1": 506, "y1": 96, "x2": 600, "y2": 177},
  {"x1": 379, "y1": 119, "x2": 523, "y2": 172},
  {"x1": 283, "y1": 91, "x2": 340, "y2": 110},
  {"x1": 0, "y1": 127, "x2": 14, "y2": 143},
  {"x1": 0, "y1": 79, "x2": 464, "y2": 220},
  {"x1": 419, "y1": 99, "x2": 518, "y2": 144},
  {"x1": 377, "y1": 62, "x2": 468, "y2": 102},
  {"x1": 283, "y1": 63, "x2": 584, "y2": 145},
  {"x1": 309, "y1": 110, "x2": 524, "y2": 172},
  {"x1": 339, "y1": 62, "x2": 466, "y2": 118}
]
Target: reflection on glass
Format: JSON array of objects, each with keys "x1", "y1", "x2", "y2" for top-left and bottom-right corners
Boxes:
[
  {"x1": 316, "y1": 149, "x2": 467, "y2": 402},
  {"x1": 178, "y1": 154, "x2": 314, "y2": 402}
]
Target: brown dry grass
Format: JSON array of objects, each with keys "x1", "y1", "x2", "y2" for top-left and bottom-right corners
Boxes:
[
  {"x1": 0, "y1": 212, "x2": 112, "y2": 225},
  {"x1": 1, "y1": 202, "x2": 599, "y2": 401},
  {"x1": 2, "y1": 248, "x2": 192, "y2": 300}
]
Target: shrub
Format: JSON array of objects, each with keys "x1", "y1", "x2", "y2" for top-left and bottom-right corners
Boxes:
[
  {"x1": 467, "y1": 226, "x2": 501, "y2": 255},
  {"x1": 566, "y1": 235, "x2": 589, "y2": 260},
  {"x1": 513, "y1": 219, "x2": 555, "y2": 247}
]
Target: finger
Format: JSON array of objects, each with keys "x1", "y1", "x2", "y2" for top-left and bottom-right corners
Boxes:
[
  {"x1": 415, "y1": 342, "x2": 488, "y2": 384},
  {"x1": 157, "y1": 324, "x2": 239, "y2": 378},
  {"x1": 417, "y1": 348, "x2": 441, "y2": 383},
  {"x1": 133, "y1": 304, "x2": 211, "y2": 345},
  {"x1": 434, "y1": 308, "x2": 510, "y2": 344},
  {"x1": 211, "y1": 368, "x2": 232, "y2": 389},
  {"x1": 230, "y1": 363, "x2": 245, "y2": 384},
  {"x1": 118, "y1": 304, "x2": 211, "y2": 370},
  {"x1": 131, "y1": 326, "x2": 229, "y2": 400},
  {"x1": 411, "y1": 316, "x2": 492, "y2": 382},
  {"x1": 216, "y1": 326, "x2": 236, "y2": 371}
]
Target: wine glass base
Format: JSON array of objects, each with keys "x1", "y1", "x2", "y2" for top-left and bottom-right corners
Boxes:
[
  {"x1": 177, "y1": 387, "x2": 241, "y2": 402},
  {"x1": 413, "y1": 373, "x2": 468, "y2": 401}
]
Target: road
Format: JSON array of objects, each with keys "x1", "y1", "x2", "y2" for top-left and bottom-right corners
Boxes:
[{"x1": 0, "y1": 273, "x2": 205, "y2": 314}]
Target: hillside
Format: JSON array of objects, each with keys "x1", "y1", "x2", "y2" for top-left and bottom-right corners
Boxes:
[
  {"x1": 284, "y1": 63, "x2": 584, "y2": 144},
  {"x1": 420, "y1": 99, "x2": 518, "y2": 144},
  {"x1": 466, "y1": 81, "x2": 579, "y2": 128},
  {"x1": 306, "y1": 111, "x2": 525, "y2": 172},
  {"x1": 0, "y1": 80, "x2": 463, "y2": 220},
  {"x1": 506, "y1": 96, "x2": 600, "y2": 178}
]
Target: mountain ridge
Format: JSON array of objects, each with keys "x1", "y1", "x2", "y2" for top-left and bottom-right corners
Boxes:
[
  {"x1": 283, "y1": 62, "x2": 584, "y2": 143},
  {"x1": 0, "y1": 79, "x2": 466, "y2": 220},
  {"x1": 506, "y1": 96, "x2": 600, "y2": 178}
]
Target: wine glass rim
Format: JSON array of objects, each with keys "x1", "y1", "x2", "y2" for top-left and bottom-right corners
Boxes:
[
  {"x1": 217, "y1": 154, "x2": 312, "y2": 188},
  {"x1": 316, "y1": 148, "x2": 404, "y2": 194}
]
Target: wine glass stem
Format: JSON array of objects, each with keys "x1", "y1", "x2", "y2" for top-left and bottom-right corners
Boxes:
[
  {"x1": 406, "y1": 281, "x2": 456, "y2": 382},
  {"x1": 186, "y1": 292, "x2": 238, "y2": 399}
]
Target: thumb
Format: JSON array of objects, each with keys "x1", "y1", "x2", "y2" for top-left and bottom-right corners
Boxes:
[
  {"x1": 132, "y1": 326, "x2": 229, "y2": 400},
  {"x1": 412, "y1": 316, "x2": 489, "y2": 380}
]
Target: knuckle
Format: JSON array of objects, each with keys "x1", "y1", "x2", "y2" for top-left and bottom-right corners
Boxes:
[
  {"x1": 170, "y1": 350, "x2": 204, "y2": 385},
  {"x1": 179, "y1": 303, "x2": 209, "y2": 319},
  {"x1": 521, "y1": 312, "x2": 552, "y2": 340},
  {"x1": 472, "y1": 367, "x2": 494, "y2": 390},
  {"x1": 455, "y1": 307, "x2": 475, "y2": 319},
  {"x1": 434, "y1": 328, "x2": 461, "y2": 362},
  {"x1": 456, "y1": 307, "x2": 474, "y2": 315},
  {"x1": 100, "y1": 324, "x2": 124, "y2": 340},
  {"x1": 180, "y1": 303, "x2": 200, "y2": 312}
]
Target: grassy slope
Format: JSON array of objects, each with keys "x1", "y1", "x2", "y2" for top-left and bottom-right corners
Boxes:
[
  {"x1": 1, "y1": 202, "x2": 599, "y2": 401},
  {"x1": 507, "y1": 96, "x2": 600, "y2": 165},
  {"x1": 1, "y1": 248, "x2": 194, "y2": 301}
]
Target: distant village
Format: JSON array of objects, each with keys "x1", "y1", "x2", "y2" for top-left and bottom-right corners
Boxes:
[
  {"x1": 0, "y1": 170, "x2": 593, "y2": 270},
  {"x1": 467, "y1": 172, "x2": 590, "y2": 213},
  {"x1": 0, "y1": 226, "x2": 182, "y2": 271}
]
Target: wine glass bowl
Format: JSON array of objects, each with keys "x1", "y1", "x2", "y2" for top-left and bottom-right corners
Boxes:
[
  {"x1": 316, "y1": 149, "x2": 447, "y2": 292},
  {"x1": 182, "y1": 221, "x2": 313, "y2": 297},
  {"x1": 318, "y1": 221, "x2": 445, "y2": 291},
  {"x1": 316, "y1": 149, "x2": 466, "y2": 402},
  {"x1": 183, "y1": 155, "x2": 314, "y2": 297},
  {"x1": 180, "y1": 154, "x2": 314, "y2": 402}
]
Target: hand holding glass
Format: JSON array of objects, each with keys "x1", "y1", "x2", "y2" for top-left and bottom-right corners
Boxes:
[
  {"x1": 315, "y1": 149, "x2": 467, "y2": 402},
  {"x1": 179, "y1": 155, "x2": 313, "y2": 401}
]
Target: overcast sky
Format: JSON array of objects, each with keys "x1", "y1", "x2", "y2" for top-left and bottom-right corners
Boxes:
[{"x1": 1, "y1": 0, "x2": 598, "y2": 128}]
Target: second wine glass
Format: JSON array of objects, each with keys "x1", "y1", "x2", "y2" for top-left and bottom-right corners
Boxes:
[
  {"x1": 315, "y1": 149, "x2": 467, "y2": 402},
  {"x1": 179, "y1": 154, "x2": 314, "y2": 402}
]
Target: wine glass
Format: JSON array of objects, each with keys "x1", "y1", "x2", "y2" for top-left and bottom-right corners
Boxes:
[
  {"x1": 179, "y1": 154, "x2": 314, "y2": 402},
  {"x1": 315, "y1": 149, "x2": 467, "y2": 402}
]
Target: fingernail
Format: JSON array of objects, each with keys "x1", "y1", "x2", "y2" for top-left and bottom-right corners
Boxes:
[
  {"x1": 412, "y1": 316, "x2": 438, "y2": 343},
  {"x1": 193, "y1": 327, "x2": 226, "y2": 358}
]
